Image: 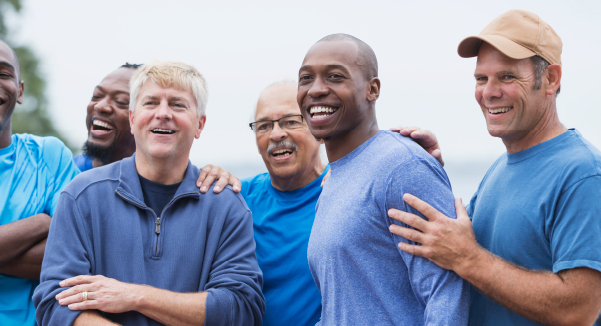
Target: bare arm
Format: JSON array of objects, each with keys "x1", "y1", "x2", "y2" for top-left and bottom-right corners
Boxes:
[
  {"x1": 0, "y1": 238, "x2": 46, "y2": 279},
  {"x1": 133, "y1": 286, "x2": 207, "y2": 326},
  {"x1": 388, "y1": 195, "x2": 601, "y2": 326},
  {"x1": 0, "y1": 213, "x2": 50, "y2": 268},
  {"x1": 73, "y1": 310, "x2": 120, "y2": 326}
]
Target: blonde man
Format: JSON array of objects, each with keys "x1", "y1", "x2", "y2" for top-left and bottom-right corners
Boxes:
[{"x1": 33, "y1": 61, "x2": 265, "y2": 326}]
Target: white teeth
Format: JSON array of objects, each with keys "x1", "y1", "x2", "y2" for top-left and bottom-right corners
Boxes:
[
  {"x1": 313, "y1": 114, "x2": 330, "y2": 120},
  {"x1": 93, "y1": 120, "x2": 114, "y2": 130},
  {"x1": 309, "y1": 106, "x2": 337, "y2": 115},
  {"x1": 152, "y1": 129, "x2": 175, "y2": 134},
  {"x1": 272, "y1": 148, "x2": 294, "y2": 155},
  {"x1": 488, "y1": 107, "x2": 512, "y2": 114}
]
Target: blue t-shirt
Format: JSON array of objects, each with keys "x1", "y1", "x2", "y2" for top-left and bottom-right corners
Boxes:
[
  {"x1": 73, "y1": 154, "x2": 93, "y2": 172},
  {"x1": 467, "y1": 129, "x2": 601, "y2": 325},
  {"x1": 240, "y1": 167, "x2": 328, "y2": 326},
  {"x1": 0, "y1": 134, "x2": 79, "y2": 326},
  {"x1": 138, "y1": 173, "x2": 181, "y2": 218},
  {"x1": 308, "y1": 131, "x2": 469, "y2": 326}
]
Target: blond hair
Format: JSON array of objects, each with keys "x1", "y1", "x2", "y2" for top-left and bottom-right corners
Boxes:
[{"x1": 129, "y1": 60, "x2": 208, "y2": 117}]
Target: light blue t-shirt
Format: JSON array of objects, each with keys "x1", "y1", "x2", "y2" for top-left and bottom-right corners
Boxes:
[
  {"x1": 240, "y1": 166, "x2": 328, "y2": 326},
  {"x1": 308, "y1": 131, "x2": 469, "y2": 325},
  {"x1": 467, "y1": 129, "x2": 601, "y2": 325},
  {"x1": 0, "y1": 134, "x2": 79, "y2": 326}
]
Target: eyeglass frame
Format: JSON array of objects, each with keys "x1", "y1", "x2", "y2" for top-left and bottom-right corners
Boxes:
[{"x1": 248, "y1": 114, "x2": 305, "y2": 133}]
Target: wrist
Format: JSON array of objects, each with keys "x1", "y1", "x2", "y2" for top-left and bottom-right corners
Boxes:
[
  {"x1": 126, "y1": 283, "x2": 147, "y2": 312},
  {"x1": 454, "y1": 243, "x2": 487, "y2": 279}
]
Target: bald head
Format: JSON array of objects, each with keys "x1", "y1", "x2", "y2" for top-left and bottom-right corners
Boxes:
[
  {"x1": 254, "y1": 80, "x2": 297, "y2": 120},
  {"x1": 0, "y1": 40, "x2": 20, "y2": 81},
  {"x1": 317, "y1": 33, "x2": 378, "y2": 80}
]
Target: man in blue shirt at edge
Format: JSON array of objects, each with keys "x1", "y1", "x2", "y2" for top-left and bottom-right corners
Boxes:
[
  {"x1": 388, "y1": 10, "x2": 601, "y2": 325},
  {"x1": 0, "y1": 39, "x2": 80, "y2": 326},
  {"x1": 33, "y1": 60, "x2": 264, "y2": 325},
  {"x1": 299, "y1": 34, "x2": 469, "y2": 325}
]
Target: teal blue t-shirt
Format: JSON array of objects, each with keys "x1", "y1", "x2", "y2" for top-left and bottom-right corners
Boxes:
[
  {"x1": 0, "y1": 134, "x2": 79, "y2": 326},
  {"x1": 467, "y1": 129, "x2": 601, "y2": 325},
  {"x1": 240, "y1": 166, "x2": 328, "y2": 326}
]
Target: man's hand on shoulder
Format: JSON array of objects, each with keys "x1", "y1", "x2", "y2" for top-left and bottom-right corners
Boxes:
[
  {"x1": 387, "y1": 194, "x2": 481, "y2": 272},
  {"x1": 390, "y1": 126, "x2": 444, "y2": 167},
  {"x1": 197, "y1": 164, "x2": 241, "y2": 194}
]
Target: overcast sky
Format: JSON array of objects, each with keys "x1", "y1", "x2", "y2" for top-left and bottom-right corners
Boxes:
[{"x1": 6, "y1": 0, "x2": 601, "y2": 197}]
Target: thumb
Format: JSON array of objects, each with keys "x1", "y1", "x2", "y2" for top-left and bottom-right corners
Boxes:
[{"x1": 454, "y1": 198, "x2": 470, "y2": 221}]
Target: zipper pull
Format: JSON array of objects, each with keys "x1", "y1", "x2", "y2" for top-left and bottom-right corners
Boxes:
[{"x1": 155, "y1": 216, "x2": 161, "y2": 235}]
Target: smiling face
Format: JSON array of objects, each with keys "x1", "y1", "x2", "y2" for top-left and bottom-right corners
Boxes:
[
  {"x1": 84, "y1": 67, "x2": 135, "y2": 160},
  {"x1": 129, "y1": 79, "x2": 204, "y2": 165},
  {"x1": 297, "y1": 41, "x2": 375, "y2": 142},
  {"x1": 0, "y1": 41, "x2": 23, "y2": 139},
  {"x1": 474, "y1": 43, "x2": 550, "y2": 145},
  {"x1": 255, "y1": 83, "x2": 321, "y2": 188}
]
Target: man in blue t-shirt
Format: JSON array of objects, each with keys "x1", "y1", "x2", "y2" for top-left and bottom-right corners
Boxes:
[
  {"x1": 0, "y1": 39, "x2": 80, "y2": 326},
  {"x1": 298, "y1": 34, "x2": 470, "y2": 325},
  {"x1": 241, "y1": 80, "x2": 327, "y2": 326},
  {"x1": 388, "y1": 10, "x2": 601, "y2": 325}
]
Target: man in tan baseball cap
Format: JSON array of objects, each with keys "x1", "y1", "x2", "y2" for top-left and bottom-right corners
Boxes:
[{"x1": 387, "y1": 9, "x2": 601, "y2": 326}]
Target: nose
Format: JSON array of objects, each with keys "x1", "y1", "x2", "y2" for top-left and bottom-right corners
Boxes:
[
  {"x1": 94, "y1": 97, "x2": 113, "y2": 114},
  {"x1": 269, "y1": 122, "x2": 288, "y2": 142},
  {"x1": 307, "y1": 77, "x2": 329, "y2": 98},
  {"x1": 155, "y1": 100, "x2": 173, "y2": 120},
  {"x1": 481, "y1": 79, "x2": 502, "y2": 100}
]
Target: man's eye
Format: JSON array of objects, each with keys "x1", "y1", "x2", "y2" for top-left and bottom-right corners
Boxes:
[
  {"x1": 329, "y1": 73, "x2": 343, "y2": 79},
  {"x1": 173, "y1": 103, "x2": 185, "y2": 108},
  {"x1": 285, "y1": 120, "x2": 300, "y2": 126},
  {"x1": 115, "y1": 101, "x2": 128, "y2": 106},
  {"x1": 475, "y1": 77, "x2": 487, "y2": 82},
  {"x1": 257, "y1": 123, "x2": 270, "y2": 131},
  {"x1": 145, "y1": 101, "x2": 157, "y2": 106},
  {"x1": 299, "y1": 75, "x2": 313, "y2": 83},
  {"x1": 91, "y1": 96, "x2": 101, "y2": 101},
  {"x1": 502, "y1": 75, "x2": 515, "y2": 80}
]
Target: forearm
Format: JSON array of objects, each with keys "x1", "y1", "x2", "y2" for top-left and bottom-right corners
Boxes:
[
  {"x1": 132, "y1": 284, "x2": 207, "y2": 326},
  {"x1": 0, "y1": 213, "x2": 51, "y2": 267},
  {"x1": 458, "y1": 247, "x2": 599, "y2": 325},
  {"x1": 0, "y1": 238, "x2": 46, "y2": 279},
  {"x1": 73, "y1": 310, "x2": 120, "y2": 326}
]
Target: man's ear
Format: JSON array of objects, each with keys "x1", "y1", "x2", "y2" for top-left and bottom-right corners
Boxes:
[
  {"x1": 545, "y1": 64, "x2": 561, "y2": 96},
  {"x1": 367, "y1": 77, "x2": 380, "y2": 102},
  {"x1": 129, "y1": 109, "x2": 135, "y2": 135},
  {"x1": 17, "y1": 80, "x2": 24, "y2": 104},
  {"x1": 195, "y1": 115, "x2": 206, "y2": 139}
]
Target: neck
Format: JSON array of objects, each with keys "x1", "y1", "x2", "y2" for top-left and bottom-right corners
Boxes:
[
  {"x1": 503, "y1": 103, "x2": 567, "y2": 154},
  {"x1": 271, "y1": 157, "x2": 326, "y2": 192},
  {"x1": 0, "y1": 122, "x2": 11, "y2": 149},
  {"x1": 135, "y1": 154, "x2": 188, "y2": 185},
  {"x1": 324, "y1": 113, "x2": 379, "y2": 162}
]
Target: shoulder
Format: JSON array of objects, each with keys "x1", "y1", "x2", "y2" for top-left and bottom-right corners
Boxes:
[
  {"x1": 560, "y1": 131, "x2": 601, "y2": 174},
  {"x1": 240, "y1": 172, "x2": 270, "y2": 197},
  {"x1": 62, "y1": 160, "x2": 121, "y2": 198},
  {"x1": 14, "y1": 133, "x2": 73, "y2": 163},
  {"x1": 372, "y1": 131, "x2": 443, "y2": 167}
]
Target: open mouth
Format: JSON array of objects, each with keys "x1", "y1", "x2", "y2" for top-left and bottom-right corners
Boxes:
[
  {"x1": 488, "y1": 107, "x2": 512, "y2": 115},
  {"x1": 309, "y1": 106, "x2": 338, "y2": 120},
  {"x1": 92, "y1": 119, "x2": 115, "y2": 133},
  {"x1": 271, "y1": 148, "x2": 294, "y2": 158},
  {"x1": 151, "y1": 129, "x2": 175, "y2": 134}
]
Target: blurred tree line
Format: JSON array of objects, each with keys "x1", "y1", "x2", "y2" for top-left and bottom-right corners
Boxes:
[{"x1": 1, "y1": 0, "x2": 75, "y2": 150}]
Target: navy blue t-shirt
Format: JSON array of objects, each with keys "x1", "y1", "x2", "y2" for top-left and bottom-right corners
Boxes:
[{"x1": 138, "y1": 174, "x2": 181, "y2": 217}]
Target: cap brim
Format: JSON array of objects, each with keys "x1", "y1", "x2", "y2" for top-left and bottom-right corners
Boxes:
[{"x1": 457, "y1": 35, "x2": 536, "y2": 60}]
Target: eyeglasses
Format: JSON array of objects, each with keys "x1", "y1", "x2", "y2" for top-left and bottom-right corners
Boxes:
[{"x1": 249, "y1": 115, "x2": 305, "y2": 134}]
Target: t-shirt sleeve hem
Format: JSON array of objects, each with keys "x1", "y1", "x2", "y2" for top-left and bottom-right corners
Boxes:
[{"x1": 553, "y1": 260, "x2": 601, "y2": 274}]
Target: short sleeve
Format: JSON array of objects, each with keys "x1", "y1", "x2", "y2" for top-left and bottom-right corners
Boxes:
[
  {"x1": 42, "y1": 137, "x2": 80, "y2": 216},
  {"x1": 551, "y1": 175, "x2": 601, "y2": 273}
]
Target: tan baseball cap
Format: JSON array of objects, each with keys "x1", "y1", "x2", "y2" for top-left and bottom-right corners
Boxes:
[{"x1": 457, "y1": 9, "x2": 562, "y2": 66}]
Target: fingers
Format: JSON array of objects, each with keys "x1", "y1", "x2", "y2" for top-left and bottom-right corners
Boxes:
[
  {"x1": 402, "y1": 193, "x2": 443, "y2": 222},
  {"x1": 321, "y1": 170, "x2": 331, "y2": 188},
  {"x1": 387, "y1": 208, "x2": 428, "y2": 232},
  {"x1": 389, "y1": 224, "x2": 425, "y2": 244},
  {"x1": 430, "y1": 149, "x2": 444, "y2": 167},
  {"x1": 67, "y1": 300, "x2": 98, "y2": 311},
  {"x1": 197, "y1": 165, "x2": 215, "y2": 193},
  {"x1": 60, "y1": 275, "x2": 97, "y2": 287},
  {"x1": 58, "y1": 289, "x2": 96, "y2": 306},
  {"x1": 397, "y1": 242, "x2": 429, "y2": 258},
  {"x1": 390, "y1": 126, "x2": 421, "y2": 137},
  {"x1": 200, "y1": 166, "x2": 220, "y2": 193},
  {"x1": 213, "y1": 172, "x2": 241, "y2": 193},
  {"x1": 455, "y1": 198, "x2": 470, "y2": 221}
]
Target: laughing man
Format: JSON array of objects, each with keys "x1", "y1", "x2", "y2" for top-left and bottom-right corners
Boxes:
[
  {"x1": 33, "y1": 60, "x2": 265, "y2": 326},
  {"x1": 299, "y1": 34, "x2": 469, "y2": 325}
]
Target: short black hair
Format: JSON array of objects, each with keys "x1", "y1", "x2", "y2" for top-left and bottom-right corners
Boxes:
[
  {"x1": 121, "y1": 62, "x2": 143, "y2": 69},
  {"x1": 0, "y1": 39, "x2": 20, "y2": 81},
  {"x1": 317, "y1": 33, "x2": 378, "y2": 80}
]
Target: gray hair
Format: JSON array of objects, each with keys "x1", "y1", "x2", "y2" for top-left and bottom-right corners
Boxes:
[
  {"x1": 252, "y1": 79, "x2": 298, "y2": 121},
  {"x1": 531, "y1": 55, "x2": 560, "y2": 95}
]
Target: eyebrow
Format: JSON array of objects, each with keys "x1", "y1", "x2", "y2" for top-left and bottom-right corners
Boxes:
[
  {"x1": 254, "y1": 114, "x2": 299, "y2": 122},
  {"x1": 299, "y1": 64, "x2": 350, "y2": 73},
  {"x1": 0, "y1": 61, "x2": 15, "y2": 72},
  {"x1": 95, "y1": 86, "x2": 129, "y2": 96}
]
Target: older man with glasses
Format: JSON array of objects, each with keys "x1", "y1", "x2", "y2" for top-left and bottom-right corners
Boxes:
[{"x1": 240, "y1": 80, "x2": 327, "y2": 326}]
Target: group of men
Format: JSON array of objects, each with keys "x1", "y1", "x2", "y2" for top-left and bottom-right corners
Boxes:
[{"x1": 1, "y1": 8, "x2": 600, "y2": 326}]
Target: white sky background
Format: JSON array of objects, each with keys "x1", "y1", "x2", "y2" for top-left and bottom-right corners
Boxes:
[{"x1": 6, "y1": 0, "x2": 601, "y2": 199}]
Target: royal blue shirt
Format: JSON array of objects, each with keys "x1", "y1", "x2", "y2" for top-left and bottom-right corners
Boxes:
[
  {"x1": 240, "y1": 166, "x2": 328, "y2": 326},
  {"x1": 0, "y1": 134, "x2": 79, "y2": 326},
  {"x1": 467, "y1": 129, "x2": 601, "y2": 325},
  {"x1": 72, "y1": 154, "x2": 93, "y2": 172},
  {"x1": 308, "y1": 131, "x2": 469, "y2": 325}
]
